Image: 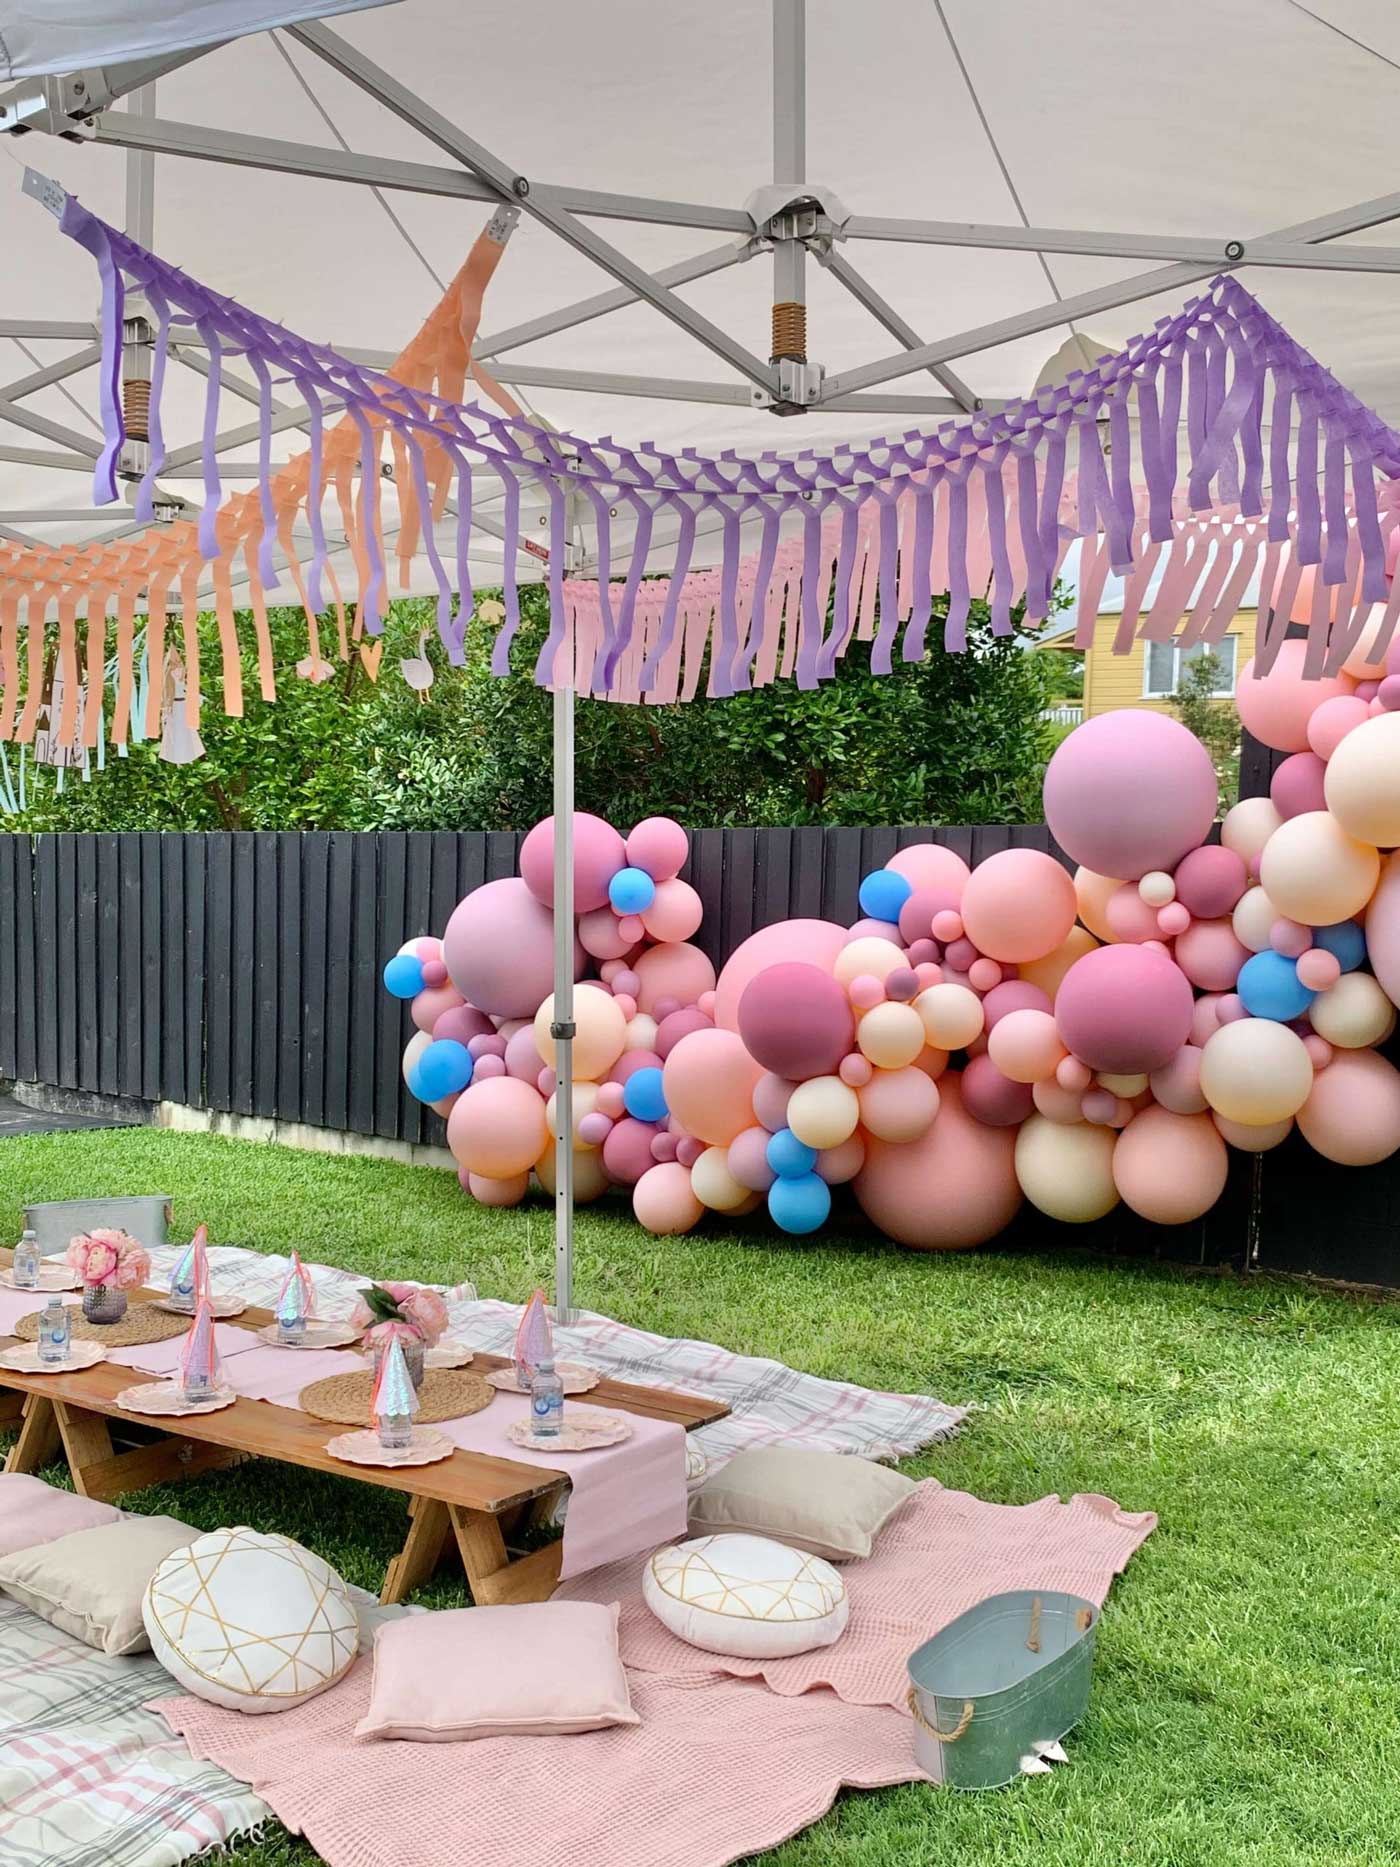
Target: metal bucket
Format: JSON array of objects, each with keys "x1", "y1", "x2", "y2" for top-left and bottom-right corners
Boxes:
[
  {"x1": 23, "y1": 1196, "x2": 172, "y2": 1254},
  {"x1": 907, "y1": 1590, "x2": 1098, "y2": 1790}
]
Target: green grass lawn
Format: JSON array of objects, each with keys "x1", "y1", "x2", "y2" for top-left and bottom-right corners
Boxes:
[{"x1": 3, "y1": 1126, "x2": 1399, "y2": 1867}]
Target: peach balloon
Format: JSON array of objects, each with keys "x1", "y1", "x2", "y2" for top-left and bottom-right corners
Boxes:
[
  {"x1": 1190, "y1": 993, "x2": 1225, "y2": 1047},
  {"x1": 959, "y1": 848, "x2": 1077, "y2": 964},
  {"x1": 1367, "y1": 848, "x2": 1400, "y2": 1007},
  {"x1": 1323, "y1": 711, "x2": 1400, "y2": 848},
  {"x1": 1303, "y1": 1034, "x2": 1335, "y2": 1071},
  {"x1": 1231, "y1": 885, "x2": 1278, "y2": 954},
  {"x1": 1173, "y1": 917, "x2": 1249, "y2": 991},
  {"x1": 662, "y1": 1028, "x2": 761, "y2": 1146},
  {"x1": 1056, "y1": 1054, "x2": 1093, "y2": 1092},
  {"x1": 640, "y1": 878, "x2": 704, "y2": 944},
  {"x1": 1105, "y1": 883, "x2": 1163, "y2": 944},
  {"x1": 1073, "y1": 867, "x2": 1126, "y2": 943},
  {"x1": 633, "y1": 1162, "x2": 705, "y2": 1234},
  {"x1": 1307, "y1": 694, "x2": 1372, "y2": 761},
  {"x1": 1235, "y1": 640, "x2": 1356, "y2": 753},
  {"x1": 1149, "y1": 1045, "x2": 1208, "y2": 1115},
  {"x1": 987, "y1": 1008, "x2": 1067, "y2": 1084},
  {"x1": 713, "y1": 919, "x2": 847, "y2": 1031},
  {"x1": 1212, "y1": 1111, "x2": 1294, "y2": 1151},
  {"x1": 1339, "y1": 601, "x2": 1393, "y2": 679},
  {"x1": 467, "y1": 1171, "x2": 530, "y2": 1207},
  {"x1": 1018, "y1": 925, "x2": 1099, "y2": 999},
  {"x1": 1221, "y1": 797, "x2": 1283, "y2": 873},
  {"x1": 447, "y1": 1077, "x2": 549, "y2": 1179},
  {"x1": 1111, "y1": 1107, "x2": 1228, "y2": 1224},
  {"x1": 1296, "y1": 948, "x2": 1341, "y2": 992},
  {"x1": 534, "y1": 983, "x2": 627, "y2": 1079},
  {"x1": 1014, "y1": 1116, "x2": 1119, "y2": 1222},
  {"x1": 816, "y1": 1134, "x2": 867, "y2": 1184},
  {"x1": 854, "y1": 1073, "x2": 1021, "y2": 1250},
  {"x1": 886, "y1": 842, "x2": 971, "y2": 896},
  {"x1": 1032, "y1": 1078, "x2": 1088, "y2": 1124},
  {"x1": 1308, "y1": 971, "x2": 1395, "y2": 1048},
  {"x1": 1199, "y1": 1020, "x2": 1314, "y2": 1125},
  {"x1": 634, "y1": 942, "x2": 717, "y2": 1017},
  {"x1": 690, "y1": 1145, "x2": 752, "y2": 1212},
  {"x1": 1258, "y1": 811, "x2": 1381, "y2": 926},
  {"x1": 1296, "y1": 1046, "x2": 1400, "y2": 1164},
  {"x1": 835, "y1": 936, "x2": 908, "y2": 992},
  {"x1": 915, "y1": 983, "x2": 985, "y2": 1050},
  {"x1": 967, "y1": 957, "x2": 1003, "y2": 992},
  {"x1": 856, "y1": 1001, "x2": 927, "y2": 1069},
  {"x1": 912, "y1": 1043, "x2": 951, "y2": 1082},
  {"x1": 857, "y1": 1066, "x2": 940, "y2": 1143},
  {"x1": 786, "y1": 1075, "x2": 861, "y2": 1149},
  {"x1": 411, "y1": 983, "x2": 465, "y2": 1036}
]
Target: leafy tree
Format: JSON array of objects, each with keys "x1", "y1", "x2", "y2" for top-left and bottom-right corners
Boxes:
[{"x1": 1169, "y1": 648, "x2": 1240, "y2": 814}]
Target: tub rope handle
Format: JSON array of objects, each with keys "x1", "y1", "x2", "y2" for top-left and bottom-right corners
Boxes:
[
  {"x1": 1027, "y1": 1594, "x2": 1042, "y2": 1653},
  {"x1": 906, "y1": 1687, "x2": 974, "y2": 1743}
]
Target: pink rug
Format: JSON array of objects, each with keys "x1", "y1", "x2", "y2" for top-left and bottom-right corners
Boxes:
[{"x1": 156, "y1": 1482, "x2": 1156, "y2": 1867}]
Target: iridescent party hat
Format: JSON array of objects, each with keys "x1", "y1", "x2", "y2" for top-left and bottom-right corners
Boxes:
[
  {"x1": 274, "y1": 1250, "x2": 316, "y2": 1328},
  {"x1": 178, "y1": 1296, "x2": 225, "y2": 1393},
  {"x1": 513, "y1": 1288, "x2": 554, "y2": 1385},
  {"x1": 169, "y1": 1222, "x2": 209, "y2": 1307},
  {"x1": 371, "y1": 1335, "x2": 420, "y2": 1423}
]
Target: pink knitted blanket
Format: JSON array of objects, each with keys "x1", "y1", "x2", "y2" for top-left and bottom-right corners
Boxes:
[{"x1": 156, "y1": 1483, "x2": 1155, "y2": 1867}]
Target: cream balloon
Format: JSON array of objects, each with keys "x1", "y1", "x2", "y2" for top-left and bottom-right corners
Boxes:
[
  {"x1": 690, "y1": 1146, "x2": 752, "y2": 1212},
  {"x1": 534, "y1": 983, "x2": 627, "y2": 1079},
  {"x1": 856, "y1": 1001, "x2": 927, "y2": 1069},
  {"x1": 1231, "y1": 884, "x2": 1278, "y2": 954},
  {"x1": 545, "y1": 1081, "x2": 601, "y2": 1148},
  {"x1": 624, "y1": 1013, "x2": 659, "y2": 1053},
  {"x1": 1199, "y1": 1020, "x2": 1314, "y2": 1125},
  {"x1": 915, "y1": 983, "x2": 985, "y2": 1051},
  {"x1": 833, "y1": 937, "x2": 908, "y2": 992},
  {"x1": 1221, "y1": 797, "x2": 1283, "y2": 874},
  {"x1": 1257, "y1": 811, "x2": 1380, "y2": 926},
  {"x1": 535, "y1": 1137, "x2": 610, "y2": 1203},
  {"x1": 1308, "y1": 971, "x2": 1396, "y2": 1049},
  {"x1": 1014, "y1": 1116, "x2": 1119, "y2": 1222},
  {"x1": 1323, "y1": 711, "x2": 1400, "y2": 848},
  {"x1": 786, "y1": 1075, "x2": 861, "y2": 1149}
]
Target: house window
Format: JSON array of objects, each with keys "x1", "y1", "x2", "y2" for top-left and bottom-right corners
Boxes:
[{"x1": 1143, "y1": 636, "x2": 1238, "y2": 699}]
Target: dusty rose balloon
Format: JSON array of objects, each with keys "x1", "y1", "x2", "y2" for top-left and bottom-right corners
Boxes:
[
  {"x1": 967, "y1": 958, "x2": 1003, "y2": 992},
  {"x1": 855, "y1": 1072, "x2": 1020, "y2": 1250},
  {"x1": 1269, "y1": 918, "x2": 1311, "y2": 960},
  {"x1": 578, "y1": 907, "x2": 633, "y2": 961},
  {"x1": 1259, "y1": 811, "x2": 1381, "y2": 926},
  {"x1": 1112, "y1": 1107, "x2": 1228, "y2": 1224},
  {"x1": 1380, "y1": 676, "x2": 1400, "y2": 710},
  {"x1": 1015, "y1": 1115, "x2": 1119, "y2": 1222},
  {"x1": 472, "y1": 1054, "x2": 506, "y2": 1081},
  {"x1": 736, "y1": 961, "x2": 855, "y2": 1081},
  {"x1": 662, "y1": 1028, "x2": 761, "y2": 1147},
  {"x1": 980, "y1": 981, "x2": 1053, "y2": 1029},
  {"x1": 816, "y1": 1134, "x2": 867, "y2": 1184},
  {"x1": 1215, "y1": 993, "x2": 1247, "y2": 1025},
  {"x1": 419, "y1": 958, "x2": 449, "y2": 990},
  {"x1": 727, "y1": 1125, "x2": 778, "y2": 1194},
  {"x1": 906, "y1": 940, "x2": 939, "y2": 968},
  {"x1": 1172, "y1": 846, "x2": 1248, "y2": 920},
  {"x1": 857, "y1": 1065, "x2": 940, "y2": 1143},
  {"x1": 839, "y1": 1052, "x2": 874, "y2": 1087},
  {"x1": 1044, "y1": 709, "x2": 1218, "y2": 879},
  {"x1": 633, "y1": 1162, "x2": 704, "y2": 1235},
  {"x1": 885, "y1": 967, "x2": 921, "y2": 1002},
  {"x1": 1055, "y1": 943, "x2": 1194, "y2": 1074},
  {"x1": 675, "y1": 1135, "x2": 705, "y2": 1169},
  {"x1": 886, "y1": 843, "x2": 971, "y2": 897},
  {"x1": 1269, "y1": 752, "x2": 1329, "y2": 822},
  {"x1": 1081, "y1": 1088, "x2": 1122, "y2": 1126},
  {"x1": 641, "y1": 878, "x2": 704, "y2": 944},
  {"x1": 519, "y1": 812, "x2": 627, "y2": 912},
  {"x1": 601, "y1": 1117, "x2": 662, "y2": 1186},
  {"x1": 443, "y1": 877, "x2": 582, "y2": 1022},
  {"x1": 577, "y1": 1111, "x2": 614, "y2": 1147},
  {"x1": 654, "y1": 1007, "x2": 711, "y2": 1061},
  {"x1": 447, "y1": 1076, "x2": 548, "y2": 1179},
  {"x1": 714, "y1": 919, "x2": 847, "y2": 1031},
  {"x1": 625, "y1": 816, "x2": 688, "y2": 882},
  {"x1": 651, "y1": 1132, "x2": 678, "y2": 1162},
  {"x1": 944, "y1": 937, "x2": 980, "y2": 971},
  {"x1": 1296, "y1": 1046, "x2": 1400, "y2": 1164},
  {"x1": 1173, "y1": 917, "x2": 1249, "y2": 991},
  {"x1": 987, "y1": 1008, "x2": 1067, "y2": 1084},
  {"x1": 960, "y1": 1052, "x2": 1036, "y2": 1127},
  {"x1": 1235, "y1": 640, "x2": 1356, "y2": 753},
  {"x1": 960, "y1": 848, "x2": 1078, "y2": 964},
  {"x1": 499, "y1": 1025, "x2": 542, "y2": 1087},
  {"x1": 611, "y1": 1049, "x2": 664, "y2": 1085},
  {"x1": 467, "y1": 1171, "x2": 529, "y2": 1207},
  {"x1": 1307, "y1": 694, "x2": 1372, "y2": 761},
  {"x1": 1148, "y1": 1044, "x2": 1208, "y2": 1115},
  {"x1": 431, "y1": 1004, "x2": 495, "y2": 1049},
  {"x1": 897, "y1": 886, "x2": 955, "y2": 945},
  {"x1": 752, "y1": 1071, "x2": 797, "y2": 1132},
  {"x1": 1105, "y1": 883, "x2": 1162, "y2": 944},
  {"x1": 634, "y1": 942, "x2": 717, "y2": 1017},
  {"x1": 1033, "y1": 1078, "x2": 1086, "y2": 1123}
]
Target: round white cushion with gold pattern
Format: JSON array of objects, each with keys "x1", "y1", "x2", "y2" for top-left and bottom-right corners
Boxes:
[
  {"x1": 643, "y1": 1532, "x2": 849, "y2": 1658},
  {"x1": 143, "y1": 1526, "x2": 359, "y2": 1714}
]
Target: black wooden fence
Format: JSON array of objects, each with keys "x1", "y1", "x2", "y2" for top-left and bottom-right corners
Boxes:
[{"x1": 2, "y1": 823, "x2": 1396, "y2": 1287}]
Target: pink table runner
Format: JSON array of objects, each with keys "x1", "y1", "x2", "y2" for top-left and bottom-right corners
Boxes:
[
  {"x1": 107, "y1": 1325, "x2": 269, "y2": 1377},
  {"x1": 0, "y1": 1287, "x2": 77, "y2": 1337}
]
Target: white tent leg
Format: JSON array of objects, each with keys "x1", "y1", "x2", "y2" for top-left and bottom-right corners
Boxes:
[{"x1": 551, "y1": 673, "x2": 576, "y2": 1324}]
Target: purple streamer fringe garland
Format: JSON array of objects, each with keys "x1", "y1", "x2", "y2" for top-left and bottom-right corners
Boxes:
[{"x1": 52, "y1": 193, "x2": 1400, "y2": 702}]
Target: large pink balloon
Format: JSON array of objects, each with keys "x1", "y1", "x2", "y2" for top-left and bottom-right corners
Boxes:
[
  {"x1": 519, "y1": 812, "x2": 627, "y2": 912},
  {"x1": 960, "y1": 849, "x2": 1077, "y2": 964},
  {"x1": 446, "y1": 1076, "x2": 548, "y2": 1178},
  {"x1": 634, "y1": 942, "x2": 716, "y2": 1016},
  {"x1": 1296, "y1": 1047, "x2": 1400, "y2": 1165},
  {"x1": 1366, "y1": 849, "x2": 1400, "y2": 1007},
  {"x1": 1043, "y1": 709, "x2": 1218, "y2": 879},
  {"x1": 1111, "y1": 1106, "x2": 1229, "y2": 1224},
  {"x1": 662, "y1": 1027, "x2": 762, "y2": 1146},
  {"x1": 886, "y1": 843, "x2": 971, "y2": 896},
  {"x1": 443, "y1": 877, "x2": 583, "y2": 1021},
  {"x1": 1235, "y1": 640, "x2": 1356, "y2": 754},
  {"x1": 713, "y1": 919, "x2": 848, "y2": 1031},
  {"x1": 737, "y1": 962, "x2": 854, "y2": 1081},
  {"x1": 1055, "y1": 943, "x2": 1195, "y2": 1073},
  {"x1": 854, "y1": 1072, "x2": 1021, "y2": 1249}
]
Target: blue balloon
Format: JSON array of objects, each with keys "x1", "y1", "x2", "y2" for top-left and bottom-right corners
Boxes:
[
  {"x1": 1311, "y1": 920, "x2": 1367, "y2": 973},
  {"x1": 765, "y1": 1126, "x2": 818, "y2": 1180},
  {"x1": 383, "y1": 953, "x2": 426, "y2": 999},
  {"x1": 609, "y1": 866, "x2": 657, "y2": 915},
  {"x1": 623, "y1": 1066, "x2": 668, "y2": 1123},
  {"x1": 858, "y1": 868, "x2": 913, "y2": 924},
  {"x1": 1237, "y1": 950, "x2": 1315, "y2": 1023},
  {"x1": 411, "y1": 1038, "x2": 474, "y2": 1103},
  {"x1": 767, "y1": 1172, "x2": 832, "y2": 1236}
]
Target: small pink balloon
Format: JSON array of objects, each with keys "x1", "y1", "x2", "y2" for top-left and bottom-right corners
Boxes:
[
  {"x1": 727, "y1": 1125, "x2": 778, "y2": 1193},
  {"x1": 1105, "y1": 883, "x2": 1162, "y2": 944},
  {"x1": 420, "y1": 958, "x2": 449, "y2": 989},
  {"x1": 1380, "y1": 675, "x2": 1400, "y2": 711},
  {"x1": 931, "y1": 909, "x2": 964, "y2": 943},
  {"x1": 945, "y1": 937, "x2": 980, "y2": 971},
  {"x1": 897, "y1": 886, "x2": 959, "y2": 944},
  {"x1": 577, "y1": 1111, "x2": 614, "y2": 1146},
  {"x1": 612, "y1": 968, "x2": 641, "y2": 998},
  {"x1": 1056, "y1": 1054, "x2": 1093, "y2": 1092},
  {"x1": 1303, "y1": 1033, "x2": 1335, "y2": 1070},
  {"x1": 467, "y1": 1033, "x2": 507, "y2": 1060},
  {"x1": 1269, "y1": 918, "x2": 1311, "y2": 959},
  {"x1": 504, "y1": 1025, "x2": 544, "y2": 1083},
  {"x1": 1215, "y1": 993, "x2": 1247, "y2": 1025},
  {"x1": 914, "y1": 962, "x2": 944, "y2": 990},
  {"x1": 537, "y1": 1067, "x2": 557, "y2": 1097},
  {"x1": 1149, "y1": 1043, "x2": 1208, "y2": 1115},
  {"x1": 595, "y1": 1081, "x2": 627, "y2": 1118},
  {"x1": 472, "y1": 1054, "x2": 506, "y2": 1080},
  {"x1": 839, "y1": 1052, "x2": 874, "y2": 1088},
  {"x1": 968, "y1": 957, "x2": 1004, "y2": 992},
  {"x1": 905, "y1": 939, "x2": 940, "y2": 967},
  {"x1": 1306, "y1": 693, "x2": 1372, "y2": 760},
  {"x1": 617, "y1": 914, "x2": 645, "y2": 942},
  {"x1": 675, "y1": 1136, "x2": 705, "y2": 1169},
  {"x1": 600, "y1": 958, "x2": 626, "y2": 983},
  {"x1": 885, "y1": 967, "x2": 921, "y2": 1001},
  {"x1": 652, "y1": 995, "x2": 681, "y2": 1022},
  {"x1": 1157, "y1": 903, "x2": 1191, "y2": 937},
  {"x1": 579, "y1": 907, "x2": 634, "y2": 962},
  {"x1": 697, "y1": 991, "x2": 717, "y2": 1017},
  {"x1": 1082, "y1": 1087, "x2": 1121, "y2": 1125},
  {"x1": 982, "y1": 980, "x2": 1053, "y2": 1028},
  {"x1": 849, "y1": 974, "x2": 886, "y2": 1011},
  {"x1": 752, "y1": 1072, "x2": 797, "y2": 1132},
  {"x1": 1270, "y1": 752, "x2": 1329, "y2": 821},
  {"x1": 1296, "y1": 947, "x2": 1341, "y2": 991},
  {"x1": 651, "y1": 1132, "x2": 678, "y2": 1162}
]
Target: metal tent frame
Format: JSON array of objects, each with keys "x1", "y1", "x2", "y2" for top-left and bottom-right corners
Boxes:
[{"x1": 9, "y1": 0, "x2": 1400, "y2": 1313}]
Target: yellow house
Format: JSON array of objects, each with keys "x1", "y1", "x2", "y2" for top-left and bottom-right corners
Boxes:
[{"x1": 1036, "y1": 608, "x2": 1257, "y2": 719}]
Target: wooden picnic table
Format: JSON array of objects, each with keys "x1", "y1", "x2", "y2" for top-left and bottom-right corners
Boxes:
[{"x1": 0, "y1": 1251, "x2": 726, "y2": 1606}]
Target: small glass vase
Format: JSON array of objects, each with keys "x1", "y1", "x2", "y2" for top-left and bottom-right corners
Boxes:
[
  {"x1": 82, "y1": 1284, "x2": 128, "y2": 1326},
  {"x1": 373, "y1": 1335, "x2": 425, "y2": 1390}
]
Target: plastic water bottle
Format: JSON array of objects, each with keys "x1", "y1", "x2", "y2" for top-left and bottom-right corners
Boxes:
[
  {"x1": 12, "y1": 1229, "x2": 41, "y2": 1290},
  {"x1": 38, "y1": 1297, "x2": 70, "y2": 1366},
  {"x1": 379, "y1": 1411, "x2": 413, "y2": 1451},
  {"x1": 529, "y1": 1359, "x2": 564, "y2": 1442}
]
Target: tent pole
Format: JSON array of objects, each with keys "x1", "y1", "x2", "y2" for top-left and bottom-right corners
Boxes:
[
  {"x1": 771, "y1": 0, "x2": 806, "y2": 368},
  {"x1": 552, "y1": 489, "x2": 578, "y2": 1324}
]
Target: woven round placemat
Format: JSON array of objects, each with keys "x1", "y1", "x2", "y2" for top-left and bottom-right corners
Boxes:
[
  {"x1": 298, "y1": 1368, "x2": 494, "y2": 1427},
  {"x1": 12, "y1": 1301, "x2": 190, "y2": 1348}
]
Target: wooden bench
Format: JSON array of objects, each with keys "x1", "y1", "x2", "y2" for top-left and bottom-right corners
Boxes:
[{"x1": 0, "y1": 1256, "x2": 726, "y2": 1607}]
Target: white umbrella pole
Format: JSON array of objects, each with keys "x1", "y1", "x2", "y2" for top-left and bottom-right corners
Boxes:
[{"x1": 551, "y1": 499, "x2": 578, "y2": 1324}]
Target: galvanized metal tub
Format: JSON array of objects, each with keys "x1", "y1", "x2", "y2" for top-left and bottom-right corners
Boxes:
[
  {"x1": 907, "y1": 1589, "x2": 1098, "y2": 1790},
  {"x1": 23, "y1": 1196, "x2": 172, "y2": 1254}
]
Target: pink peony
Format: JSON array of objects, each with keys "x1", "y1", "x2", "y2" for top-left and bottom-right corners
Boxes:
[
  {"x1": 399, "y1": 1288, "x2": 449, "y2": 1348},
  {"x1": 64, "y1": 1228, "x2": 150, "y2": 1289},
  {"x1": 113, "y1": 1244, "x2": 150, "y2": 1290},
  {"x1": 352, "y1": 1281, "x2": 449, "y2": 1346}
]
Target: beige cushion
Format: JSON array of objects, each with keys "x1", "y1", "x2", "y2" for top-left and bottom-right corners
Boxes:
[
  {"x1": 0, "y1": 1474, "x2": 123, "y2": 1558},
  {"x1": 688, "y1": 1448, "x2": 916, "y2": 1561},
  {"x1": 355, "y1": 1602, "x2": 640, "y2": 1742},
  {"x1": 0, "y1": 1514, "x2": 197, "y2": 1655}
]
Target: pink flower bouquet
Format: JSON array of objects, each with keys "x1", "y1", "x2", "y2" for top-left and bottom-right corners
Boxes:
[
  {"x1": 351, "y1": 1280, "x2": 449, "y2": 1351},
  {"x1": 65, "y1": 1228, "x2": 150, "y2": 1290}
]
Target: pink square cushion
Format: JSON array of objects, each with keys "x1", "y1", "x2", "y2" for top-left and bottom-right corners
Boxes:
[
  {"x1": 0, "y1": 1474, "x2": 123, "y2": 1559},
  {"x1": 355, "y1": 1601, "x2": 640, "y2": 1742}
]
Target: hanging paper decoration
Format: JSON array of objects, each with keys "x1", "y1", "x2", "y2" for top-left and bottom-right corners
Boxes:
[
  {"x1": 178, "y1": 1295, "x2": 225, "y2": 1395},
  {"x1": 275, "y1": 1250, "x2": 316, "y2": 1331},
  {"x1": 371, "y1": 1333, "x2": 420, "y2": 1427},
  {"x1": 513, "y1": 1288, "x2": 553, "y2": 1387}
]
